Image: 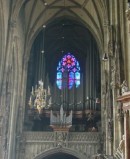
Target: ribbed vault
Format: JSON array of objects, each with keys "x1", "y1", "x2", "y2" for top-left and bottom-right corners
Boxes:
[{"x1": 11, "y1": 0, "x2": 109, "y2": 59}]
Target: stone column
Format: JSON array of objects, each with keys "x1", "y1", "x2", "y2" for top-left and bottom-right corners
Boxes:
[
  {"x1": 124, "y1": 110, "x2": 130, "y2": 159},
  {"x1": 126, "y1": 7, "x2": 130, "y2": 87},
  {"x1": 6, "y1": 21, "x2": 19, "y2": 159},
  {"x1": 117, "y1": 107, "x2": 124, "y2": 140}
]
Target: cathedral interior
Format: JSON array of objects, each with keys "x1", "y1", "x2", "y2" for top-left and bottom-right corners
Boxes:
[{"x1": 0, "y1": 0, "x2": 130, "y2": 159}]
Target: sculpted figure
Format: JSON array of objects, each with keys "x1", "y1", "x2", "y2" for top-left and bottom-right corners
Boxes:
[{"x1": 121, "y1": 80, "x2": 128, "y2": 94}]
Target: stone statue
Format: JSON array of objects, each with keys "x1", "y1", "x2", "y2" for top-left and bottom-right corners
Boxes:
[{"x1": 121, "y1": 80, "x2": 129, "y2": 94}]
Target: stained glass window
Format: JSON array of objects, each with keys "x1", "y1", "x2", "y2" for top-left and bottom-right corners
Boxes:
[{"x1": 56, "y1": 53, "x2": 80, "y2": 89}]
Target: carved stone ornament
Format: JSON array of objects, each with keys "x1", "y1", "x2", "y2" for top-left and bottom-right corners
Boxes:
[
  {"x1": 9, "y1": 20, "x2": 17, "y2": 28},
  {"x1": 93, "y1": 154, "x2": 107, "y2": 159},
  {"x1": 108, "y1": 118, "x2": 113, "y2": 141},
  {"x1": 121, "y1": 80, "x2": 129, "y2": 95},
  {"x1": 126, "y1": 8, "x2": 130, "y2": 21},
  {"x1": 108, "y1": 26, "x2": 114, "y2": 57},
  {"x1": 55, "y1": 131, "x2": 68, "y2": 147}
]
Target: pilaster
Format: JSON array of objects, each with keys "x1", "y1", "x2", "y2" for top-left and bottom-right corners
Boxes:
[{"x1": 125, "y1": 6, "x2": 130, "y2": 87}]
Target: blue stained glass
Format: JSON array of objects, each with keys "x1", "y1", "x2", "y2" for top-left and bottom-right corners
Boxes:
[
  {"x1": 75, "y1": 72, "x2": 80, "y2": 87},
  {"x1": 56, "y1": 53, "x2": 80, "y2": 89},
  {"x1": 76, "y1": 62, "x2": 80, "y2": 71},
  {"x1": 57, "y1": 72, "x2": 62, "y2": 78},
  {"x1": 56, "y1": 72, "x2": 62, "y2": 89},
  {"x1": 76, "y1": 80, "x2": 80, "y2": 88},
  {"x1": 75, "y1": 72, "x2": 80, "y2": 79},
  {"x1": 57, "y1": 62, "x2": 61, "y2": 70},
  {"x1": 69, "y1": 71, "x2": 74, "y2": 78},
  {"x1": 68, "y1": 72, "x2": 74, "y2": 89}
]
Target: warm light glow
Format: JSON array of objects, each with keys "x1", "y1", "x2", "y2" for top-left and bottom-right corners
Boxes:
[{"x1": 28, "y1": 80, "x2": 52, "y2": 114}]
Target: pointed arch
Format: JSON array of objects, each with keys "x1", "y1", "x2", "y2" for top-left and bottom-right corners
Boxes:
[
  {"x1": 33, "y1": 147, "x2": 86, "y2": 159},
  {"x1": 56, "y1": 53, "x2": 80, "y2": 89}
]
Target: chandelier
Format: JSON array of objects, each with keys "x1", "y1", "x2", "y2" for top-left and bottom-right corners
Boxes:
[
  {"x1": 28, "y1": 25, "x2": 52, "y2": 114},
  {"x1": 28, "y1": 80, "x2": 52, "y2": 114}
]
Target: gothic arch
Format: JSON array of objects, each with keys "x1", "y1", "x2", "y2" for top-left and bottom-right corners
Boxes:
[
  {"x1": 11, "y1": 0, "x2": 109, "y2": 64},
  {"x1": 25, "y1": 15, "x2": 103, "y2": 67},
  {"x1": 33, "y1": 147, "x2": 86, "y2": 159},
  {"x1": 23, "y1": 0, "x2": 105, "y2": 42},
  {"x1": 15, "y1": 1, "x2": 108, "y2": 64}
]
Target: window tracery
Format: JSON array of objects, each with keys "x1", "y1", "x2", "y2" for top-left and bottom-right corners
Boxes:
[{"x1": 56, "y1": 53, "x2": 80, "y2": 89}]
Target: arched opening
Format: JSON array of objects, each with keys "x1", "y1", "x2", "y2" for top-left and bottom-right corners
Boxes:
[
  {"x1": 41, "y1": 152, "x2": 79, "y2": 159},
  {"x1": 25, "y1": 17, "x2": 101, "y2": 132},
  {"x1": 33, "y1": 147, "x2": 85, "y2": 159}
]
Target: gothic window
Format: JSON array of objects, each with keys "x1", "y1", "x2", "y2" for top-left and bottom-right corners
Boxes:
[{"x1": 56, "y1": 53, "x2": 80, "y2": 89}]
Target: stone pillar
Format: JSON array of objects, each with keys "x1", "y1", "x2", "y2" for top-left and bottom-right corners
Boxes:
[
  {"x1": 124, "y1": 110, "x2": 130, "y2": 159},
  {"x1": 126, "y1": 7, "x2": 130, "y2": 87},
  {"x1": 6, "y1": 20, "x2": 18, "y2": 159},
  {"x1": 117, "y1": 114, "x2": 124, "y2": 140},
  {"x1": 117, "y1": 106, "x2": 124, "y2": 140}
]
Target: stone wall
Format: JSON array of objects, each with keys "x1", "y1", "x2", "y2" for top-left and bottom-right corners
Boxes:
[{"x1": 17, "y1": 132, "x2": 102, "y2": 159}]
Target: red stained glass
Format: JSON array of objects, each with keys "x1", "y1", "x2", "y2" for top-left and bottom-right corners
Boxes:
[
  {"x1": 67, "y1": 60, "x2": 71, "y2": 63},
  {"x1": 56, "y1": 53, "x2": 80, "y2": 89}
]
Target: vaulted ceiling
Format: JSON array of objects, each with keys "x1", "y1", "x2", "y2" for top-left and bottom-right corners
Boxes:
[{"x1": 14, "y1": 0, "x2": 108, "y2": 51}]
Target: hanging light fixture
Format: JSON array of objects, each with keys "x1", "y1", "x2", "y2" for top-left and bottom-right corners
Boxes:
[
  {"x1": 128, "y1": 0, "x2": 130, "y2": 8},
  {"x1": 95, "y1": 98, "x2": 100, "y2": 104},
  {"x1": 102, "y1": 53, "x2": 108, "y2": 61},
  {"x1": 28, "y1": 25, "x2": 52, "y2": 115}
]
